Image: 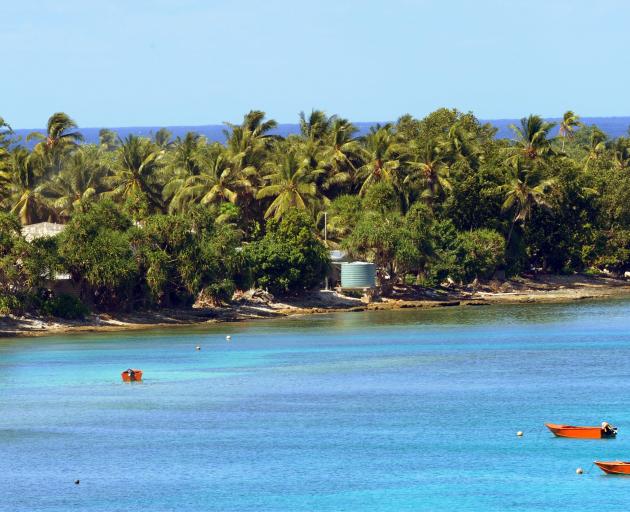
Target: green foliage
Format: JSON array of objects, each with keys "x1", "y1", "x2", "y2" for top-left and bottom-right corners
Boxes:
[
  {"x1": 0, "y1": 212, "x2": 42, "y2": 297},
  {"x1": 40, "y1": 294, "x2": 88, "y2": 319},
  {"x1": 3, "y1": 106, "x2": 630, "y2": 312},
  {"x1": 454, "y1": 229, "x2": 506, "y2": 281},
  {"x1": 0, "y1": 293, "x2": 24, "y2": 316},
  {"x1": 244, "y1": 209, "x2": 329, "y2": 295},
  {"x1": 58, "y1": 201, "x2": 138, "y2": 308},
  {"x1": 593, "y1": 230, "x2": 630, "y2": 271},
  {"x1": 362, "y1": 182, "x2": 400, "y2": 213}
]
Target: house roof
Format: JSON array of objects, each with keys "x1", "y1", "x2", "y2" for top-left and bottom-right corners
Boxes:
[
  {"x1": 21, "y1": 222, "x2": 67, "y2": 242},
  {"x1": 329, "y1": 250, "x2": 348, "y2": 262}
]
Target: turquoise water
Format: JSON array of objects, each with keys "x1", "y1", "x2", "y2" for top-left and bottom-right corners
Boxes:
[{"x1": 2, "y1": 299, "x2": 630, "y2": 511}]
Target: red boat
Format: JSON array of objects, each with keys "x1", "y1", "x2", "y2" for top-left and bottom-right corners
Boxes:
[
  {"x1": 545, "y1": 422, "x2": 617, "y2": 439},
  {"x1": 121, "y1": 369, "x2": 143, "y2": 382},
  {"x1": 594, "y1": 461, "x2": 630, "y2": 475}
]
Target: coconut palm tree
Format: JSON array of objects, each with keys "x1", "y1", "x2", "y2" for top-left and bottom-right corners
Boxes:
[
  {"x1": 99, "y1": 129, "x2": 119, "y2": 151},
  {"x1": 318, "y1": 117, "x2": 361, "y2": 192},
  {"x1": 610, "y1": 138, "x2": 630, "y2": 172},
  {"x1": 4, "y1": 149, "x2": 54, "y2": 224},
  {"x1": 39, "y1": 146, "x2": 110, "y2": 219},
  {"x1": 356, "y1": 125, "x2": 400, "y2": 195},
  {"x1": 558, "y1": 111, "x2": 581, "y2": 151},
  {"x1": 583, "y1": 128, "x2": 607, "y2": 171},
  {"x1": 0, "y1": 117, "x2": 14, "y2": 149},
  {"x1": 223, "y1": 111, "x2": 279, "y2": 221},
  {"x1": 169, "y1": 149, "x2": 252, "y2": 212},
  {"x1": 257, "y1": 151, "x2": 321, "y2": 220},
  {"x1": 153, "y1": 128, "x2": 174, "y2": 149},
  {"x1": 403, "y1": 141, "x2": 452, "y2": 207},
  {"x1": 224, "y1": 110, "x2": 278, "y2": 175},
  {"x1": 161, "y1": 132, "x2": 208, "y2": 206},
  {"x1": 105, "y1": 135, "x2": 164, "y2": 211},
  {"x1": 508, "y1": 115, "x2": 556, "y2": 163},
  {"x1": 299, "y1": 110, "x2": 333, "y2": 142},
  {"x1": 499, "y1": 160, "x2": 556, "y2": 247},
  {"x1": 27, "y1": 113, "x2": 83, "y2": 173}
]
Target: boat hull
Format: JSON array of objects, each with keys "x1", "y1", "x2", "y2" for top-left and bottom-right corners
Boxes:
[
  {"x1": 121, "y1": 369, "x2": 143, "y2": 382},
  {"x1": 545, "y1": 423, "x2": 615, "y2": 439},
  {"x1": 595, "y1": 461, "x2": 630, "y2": 474}
]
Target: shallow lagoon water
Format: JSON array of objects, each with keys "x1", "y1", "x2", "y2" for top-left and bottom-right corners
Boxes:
[{"x1": 2, "y1": 299, "x2": 630, "y2": 511}]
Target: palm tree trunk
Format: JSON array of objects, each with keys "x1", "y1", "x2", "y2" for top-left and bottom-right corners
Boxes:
[{"x1": 506, "y1": 215, "x2": 518, "y2": 249}]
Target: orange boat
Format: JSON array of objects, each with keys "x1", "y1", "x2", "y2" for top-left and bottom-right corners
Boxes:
[
  {"x1": 545, "y1": 422, "x2": 617, "y2": 439},
  {"x1": 121, "y1": 368, "x2": 143, "y2": 382},
  {"x1": 594, "y1": 461, "x2": 630, "y2": 475}
]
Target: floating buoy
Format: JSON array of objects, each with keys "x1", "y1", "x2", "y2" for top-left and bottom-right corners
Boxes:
[
  {"x1": 226, "y1": 335, "x2": 231, "y2": 341},
  {"x1": 74, "y1": 480, "x2": 80, "y2": 485},
  {"x1": 195, "y1": 345, "x2": 201, "y2": 351},
  {"x1": 516, "y1": 431, "x2": 523, "y2": 437},
  {"x1": 576, "y1": 467, "x2": 583, "y2": 475}
]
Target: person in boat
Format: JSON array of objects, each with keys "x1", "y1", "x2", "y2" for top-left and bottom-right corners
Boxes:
[
  {"x1": 127, "y1": 368, "x2": 135, "y2": 380},
  {"x1": 601, "y1": 421, "x2": 616, "y2": 436}
]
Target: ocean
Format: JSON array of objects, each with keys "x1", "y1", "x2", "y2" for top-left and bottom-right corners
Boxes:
[
  {"x1": 2, "y1": 298, "x2": 630, "y2": 511},
  {"x1": 10, "y1": 117, "x2": 630, "y2": 147}
]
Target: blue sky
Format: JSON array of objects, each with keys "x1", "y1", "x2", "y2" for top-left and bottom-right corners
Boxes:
[{"x1": 2, "y1": 0, "x2": 629, "y2": 128}]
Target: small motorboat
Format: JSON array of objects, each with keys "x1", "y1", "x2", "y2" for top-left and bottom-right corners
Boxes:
[
  {"x1": 121, "y1": 368, "x2": 143, "y2": 382},
  {"x1": 594, "y1": 461, "x2": 630, "y2": 475},
  {"x1": 545, "y1": 422, "x2": 617, "y2": 439}
]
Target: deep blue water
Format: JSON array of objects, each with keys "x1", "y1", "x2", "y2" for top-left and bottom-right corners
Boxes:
[
  {"x1": 11, "y1": 116, "x2": 630, "y2": 147},
  {"x1": 2, "y1": 299, "x2": 630, "y2": 511}
]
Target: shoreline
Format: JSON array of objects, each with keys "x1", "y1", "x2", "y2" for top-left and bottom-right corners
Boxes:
[{"x1": 2, "y1": 274, "x2": 629, "y2": 338}]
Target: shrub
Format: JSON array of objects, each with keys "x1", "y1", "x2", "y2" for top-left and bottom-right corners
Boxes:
[
  {"x1": 40, "y1": 294, "x2": 89, "y2": 320},
  {"x1": 455, "y1": 229, "x2": 506, "y2": 282},
  {"x1": 244, "y1": 210, "x2": 329, "y2": 295},
  {"x1": 0, "y1": 293, "x2": 25, "y2": 316}
]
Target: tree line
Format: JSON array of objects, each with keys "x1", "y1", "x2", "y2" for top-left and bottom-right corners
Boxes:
[{"x1": 0, "y1": 109, "x2": 628, "y2": 316}]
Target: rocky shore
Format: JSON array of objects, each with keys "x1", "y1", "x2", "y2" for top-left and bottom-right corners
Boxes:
[{"x1": 2, "y1": 274, "x2": 629, "y2": 338}]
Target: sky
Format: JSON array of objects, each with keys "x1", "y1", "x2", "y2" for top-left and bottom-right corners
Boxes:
[{"x1": 2, "y1": 0, "x2": 630, "y2": 129}]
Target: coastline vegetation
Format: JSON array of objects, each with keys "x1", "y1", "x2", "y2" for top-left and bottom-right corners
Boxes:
[{"x1": 0, "y1": 109, "x2": 629, "y2": 318}]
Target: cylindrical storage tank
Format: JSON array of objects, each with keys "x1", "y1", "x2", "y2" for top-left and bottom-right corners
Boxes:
[{"x1": 341, "y1": 262, "x2": 376, "y2": 289}]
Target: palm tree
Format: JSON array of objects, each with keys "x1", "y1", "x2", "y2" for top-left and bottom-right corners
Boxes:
[
  {"x1": 583, "y1": 128, "x2": 607, "y2": 170},
  {"x1": 224, "y1": 110, "x2": 278, "y2": 174},
  {"x1": 299, "y1": 110, "x2": 333, "y2": 142},
  {"x1": 441, "y1": 121, "x2": 483, "y2": 169},
  {"x1": 558, "y1": 111, "x2": 581, "y2": 151},
  {"x1": 4, "y1": 149, "x2": 54, "y2": 224},
  {"x1": 105, "y1": 135, "x2": 164, "y2": 211},
  {"x1": 0, "y1": 118, "x2": 12, "y2": 173},
  {"x1": 508, "y1": 115, "x2": 556, "y2": 162},
  {"x1": 0, "y1": 117, "x2": 13, "y2": 149},
  {"x1": 99, "y1": 129, "x2": 119, "y2": 151},
  {"x1": 39, "y1": 146, "x2": 109, "y2": 219},
  {"x1": 610, "y1": 138, "x2": 630, "y2": 172},
  {"x1": 404, "y1": 141, "x2": 452, "y2": 207},
  {"x1": 356, "y1": 125, "x2": 400, "y2": 195},
  {"x1": 257, "y1": 151, "x2": 321, "y2": 220},
  {"x1": 169, "y1": 149, "x2": 251, "y2": 212},
  {"x1": 161, "y1": 132, "x2": 208, "y2": 206},
  {"x1": 153, "y1": 128, "x2": 173, "y2": 149},
  {"x1": 223, "y1": 111, "x2": 279, "y2": 220},
  {"x1": 499, "y1": 160, "x2": 556, "y2": 247},
  {"x1": 318, "y1": 117, "x2": 361, "y2": 192},
  {"x1": 27, "y1": 113, "x2": 83, "y2": 172}
]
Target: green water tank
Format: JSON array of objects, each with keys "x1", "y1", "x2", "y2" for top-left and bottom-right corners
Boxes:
[{"x1": 341, "y1": 262, "x2": 376, "y2": 289}]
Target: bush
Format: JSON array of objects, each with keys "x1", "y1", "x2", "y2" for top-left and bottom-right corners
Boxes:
[
  {"x1": 0, "y1": 293, "x2": 25, "y2": 316},
  {"x1": 455, "y1": 229, "x2": 506, "y2": 282},
  {"x1": 244, "y1": 210, "x2": 329, "y2": 295},
  {"x1": 40, "y1": 294, "x2": 89, "y2": 320},
  {"x1": 58, "y1": 201, "x2": 139, "y2": 308}
]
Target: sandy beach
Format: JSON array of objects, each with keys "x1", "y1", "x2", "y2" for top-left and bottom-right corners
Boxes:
[{"x1": 1, "y1": 274, "x2": 629, "y2": 338}]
